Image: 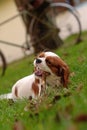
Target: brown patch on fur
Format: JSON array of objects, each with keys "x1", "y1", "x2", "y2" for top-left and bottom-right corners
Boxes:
[
  {"x1": 15, "y1": 87, "x2": 18, "y2": 97},
  {"x1": 46, "y1": 56, "x2": 69, "y2": 88},
  {"x1": 29, "y1": 96, "x2": 32, "y2": 100},
  {"x1": 41, "y1": 85, "x2": 44, "y2": 93},
  {"x1": 35, "y1": 78, "x2": 40, "y2": 84},
  {"x1": 32, "y1": 82, "x2": 39, "y2": 96},
  {"x1": 41, "y1": 83, "x2": 46, "y2": 95},
  {"x1": 41, "y1": 85, "x2": 44, "y2": 89},
  {"x1": 38, "y1": 52, "x2": 45, "y2": 58},
  {"x1": 43, "y1": 71, "x2": 50, "y2": 77},
  {"x1": 34, "y1": 67, "x2": 36, "y2": 72}
]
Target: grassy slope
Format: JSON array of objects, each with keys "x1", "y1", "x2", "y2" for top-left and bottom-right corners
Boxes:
[{"x1": 0, "y1": 33, "x2": 87, "y2": 130}]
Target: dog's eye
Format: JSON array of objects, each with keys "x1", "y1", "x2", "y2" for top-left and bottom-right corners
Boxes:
[{"x1": 46, "y1": 59, "x2": 51, "y2": 65}]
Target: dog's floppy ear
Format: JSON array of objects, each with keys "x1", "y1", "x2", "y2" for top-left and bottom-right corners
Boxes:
[
  {"x1": 46, "y1": 56, "x2": 69, "y2": 88},
  {"x1": 58, "y1": 64, "x2": 69, "y2": 88},
  {"x1": 53, "y1": 57, "x2": 69, "y2": 88}
]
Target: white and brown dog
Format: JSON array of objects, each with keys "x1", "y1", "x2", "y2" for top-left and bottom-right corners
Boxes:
[
  {"x1": 34, "y1": 51, "x2": 69, "y2": 88},
  {"x1": 0, "y1": 51, "x2": 69, "y2": 100}
]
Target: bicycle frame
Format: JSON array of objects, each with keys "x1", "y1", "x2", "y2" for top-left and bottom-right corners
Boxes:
[{"x1": 0, "y1": 2, "x2": 82, "y2": 48}]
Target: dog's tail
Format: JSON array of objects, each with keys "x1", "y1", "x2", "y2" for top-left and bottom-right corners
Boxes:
[{"x1": 0, "y1": 93, "x2": 12, "y2": 99}]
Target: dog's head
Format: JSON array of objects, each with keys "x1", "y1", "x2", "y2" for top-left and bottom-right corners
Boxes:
[{"x1": 34, "y1": 51, "x2": 69, "y2": 88}]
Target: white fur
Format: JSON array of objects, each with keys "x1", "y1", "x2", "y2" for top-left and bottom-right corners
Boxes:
[
  {"x1": 12, "y1": 74, "x2": 36, "y2": 99},
  {"x1": 0, "y1": 74, "x2": 42, "y2": 100},
  {"x1": 44, "y1": 52, "x2": 60, "y2": 58}
]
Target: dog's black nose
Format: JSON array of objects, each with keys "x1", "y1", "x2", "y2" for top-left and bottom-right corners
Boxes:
[{"x1": 36, "y1": 59, "x2": 42, "y2": 64}]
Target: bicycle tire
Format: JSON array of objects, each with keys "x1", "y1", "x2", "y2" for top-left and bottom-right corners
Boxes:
[
  {"x1": 50, "y1": 2, "x2": 82, "y2": 44},
  {"x1": 29, "y1": 2, "x2": 82, "y2": 50},
  {"x1": 0, "y1": 50, "x2": 7, "y2": 76}
]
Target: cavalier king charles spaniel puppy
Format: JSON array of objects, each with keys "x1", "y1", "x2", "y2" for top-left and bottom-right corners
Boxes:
[
  {"x1": 34, "y1": 51, "x2": 70, "y2": 88},
  {"x1": 0, "y1": 51, "x2": 69, "y2": 100}
]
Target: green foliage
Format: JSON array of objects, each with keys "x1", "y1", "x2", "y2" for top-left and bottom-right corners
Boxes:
[{"x1": 0, "y1": 32, "x2": 87, "y2": 130}]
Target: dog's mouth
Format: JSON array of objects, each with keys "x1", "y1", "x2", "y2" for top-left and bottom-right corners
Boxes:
[
  {"x1": 35, "y1": 67, "x2": 50, "y2": 77},
  {"x1": 35, "y1": 69, "x2": 43, "y2": 77},
  {"x1": 35, "y1": 66, "x2": 45, "y2": 77}
]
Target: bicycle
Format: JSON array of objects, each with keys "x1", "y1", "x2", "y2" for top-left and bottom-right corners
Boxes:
[{"x1": 0, "y1": 1, "x2": 82, "y2": 75}]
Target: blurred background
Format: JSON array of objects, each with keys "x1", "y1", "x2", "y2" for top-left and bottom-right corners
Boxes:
[{"x1": 0, "y1": 0, "x2": 87, "y2": 64}]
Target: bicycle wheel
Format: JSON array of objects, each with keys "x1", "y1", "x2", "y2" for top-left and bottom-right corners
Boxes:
[
  {"x1": 0, "y1": 50, "x2": 7, "y2": 76},
  {"x1": 30, "y1": 2, "x2": 82, "y2": 52},
  {"x1": 50, "y1": 2, "x2": 82, "y2": 44}
]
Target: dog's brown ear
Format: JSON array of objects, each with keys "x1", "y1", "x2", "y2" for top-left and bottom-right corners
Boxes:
[
  {"x1": 45, "y1": 56, "x2": 70, "y2": 87},
  {"x1": 59, "y1": 65, "x2": 69, "y2": 88},
  {"x1": 56, "y1": 57, "x2": 70, "y2": 88}
]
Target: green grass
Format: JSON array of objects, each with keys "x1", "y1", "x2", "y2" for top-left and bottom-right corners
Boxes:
[{"x1": 0, "y1": 32, "x2": 87, "y2": 130}]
